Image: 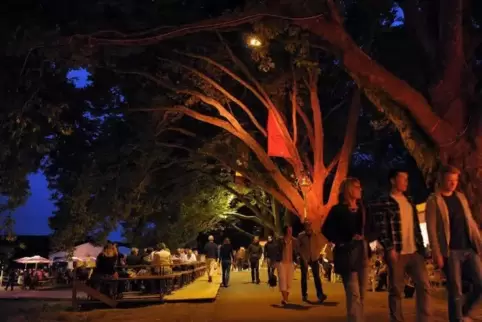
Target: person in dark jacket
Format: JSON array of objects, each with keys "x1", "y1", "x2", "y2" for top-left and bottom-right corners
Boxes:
[
  {"x1": 126, "y1": 248, "x2": 141, "y2": 267},
  {"x1": 92, "y1": 244, "x2": 119, "y2": 297},
  {"x1": 322, "y1": 177, "x2": 378, "y2": 322},
  {"x1": 264, "y1": 235, "x2": 278, "y2": 282},
  {"x1": 219, "y1": 238, "x2": 235, "y2": 287},
  {"x1": 247, "y1": 236, "x2": 263, "y2": 284},
  {"x1": 204, "y1": 235, "x2": 218, "y2": 283},
  {"x1": 4, "y1": 269, "x2": 16, "y2": 291}
]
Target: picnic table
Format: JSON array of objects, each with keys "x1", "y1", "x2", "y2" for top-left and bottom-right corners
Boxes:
[{"x1": 72, "y1": 261, "x2": 207, "y2": 308}]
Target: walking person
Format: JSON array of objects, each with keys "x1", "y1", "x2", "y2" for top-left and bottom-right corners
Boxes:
[
  {"x1": 275, "y1": 226, "x2": 298, "y2": 305},
  {"x1": 219, "y1": 238, "x2": 235, "y2": 287},
  {"x1": 322, "y1": 178, "x2": 378, "y2": 322},
  {"x1": 247, "y1": 236, "x2": 263, "y2": 284},
  {"x1": 370, "y1": 168, "x2": 432, "y2": 322},
  {"x1": 298, "y1": 220, "x2": 327, "y2": 302},
  {"x1": 426, "y1": 165, "x2": 482, "y2": 322},
  {"x1": 4, "y1": 269, "x2": 16, "y2": 291},
  {"x1": 203, "y1": 235, "x2": 218, "y2": 283},
  {"x1": 264, "y1": 235, "x2": 278, "y2": 282},
  {"x1": 236, "y1": 247, "x2": 246, "y2": 271}
]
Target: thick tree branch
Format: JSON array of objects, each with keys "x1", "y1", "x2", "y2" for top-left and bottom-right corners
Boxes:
[
  {"x1": 295, "y1": 104, "x2": 315, "y2": 150},
  {"x1": 309, "y1": 72, "x2": 325, "y2": 188},
  {"x1": 161, "y1": 57, "x2": 267, "y2": 136},
  {"x1": 327, "y1": 89, "x2": 361, "y2": 208},
  {"x1": 177, "y1": 49, "x2": 272, "y2": 109},
  {"x1": 291, "y1": 79, "x2": 299, "y2": 147},
  {"x1": 156, "y1": 142, "x2": 298, "y2": 214},
  {"x1": 231, "y1": 223, "x2": 255, "y2": 238},
  {"x1": 217, "y1": 32, "x2": 277, "y2": 106},
  {"x1": 326, "y1": 151, "x2": 340, "y2": 175}
]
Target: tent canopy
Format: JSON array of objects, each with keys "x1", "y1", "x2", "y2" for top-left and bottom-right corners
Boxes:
[
  {"x1": 15, "y1": 255, "x2": 51, "y2": 264},
  {"x1": 49, "y1": 242, "x2": 103, "y2": 262}
]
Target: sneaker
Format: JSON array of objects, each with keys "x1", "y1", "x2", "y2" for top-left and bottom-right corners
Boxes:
[
  {"x1": 281, "y1": 300, "x2": 288, "y2": 306},
  {"x1": 318, "y1": 293, "x2": 327, "y2": 303}
]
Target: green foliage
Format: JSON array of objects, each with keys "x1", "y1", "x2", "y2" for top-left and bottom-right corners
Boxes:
[{"x1": 5, "y1": 0, "x2": 479, "y2": 243}]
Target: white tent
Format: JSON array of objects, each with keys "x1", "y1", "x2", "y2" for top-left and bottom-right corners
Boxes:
[{"x1": 49, "y1": 242, "x2": 103, "y2": 262}]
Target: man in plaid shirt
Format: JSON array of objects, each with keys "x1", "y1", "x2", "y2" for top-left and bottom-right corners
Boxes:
[{"x1": 370, "y1": 169, "x2": 432, "y2": 322}]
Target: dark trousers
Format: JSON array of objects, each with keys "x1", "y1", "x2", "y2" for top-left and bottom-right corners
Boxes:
[
  {"x1": 443, "y1": 249, "x2": 482, "y2": 322},
  {"x1": 387, "y1": 252, "x2": 431, "y2": 322},
  {"x1": 221, "y1": 260, "x2": 232, "y2": 286},
  {"x1": 300, "y1": 259, "x2": 324, "y2": 298},
  {"x1": 250, "y1": 259, "x2": 260, "y2": 282},
  {"x1": 5, "y1": 280, "x2": 14, "y2": 291},
  {"x1": 267, "y1": 258, "x2": 275, "y2": 280}
]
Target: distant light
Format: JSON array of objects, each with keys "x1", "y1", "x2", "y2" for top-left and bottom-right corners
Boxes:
[{"x1": 247, "y1": 36, "x2": 262, "y2": 48}]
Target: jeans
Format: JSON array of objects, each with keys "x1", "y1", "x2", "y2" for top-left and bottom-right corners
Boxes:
[
  {"x1": 443, "y1": 249, "x2": 482, "y2": 321},
  {"x1": 250, "y1": 259, "x2": 260, "y2": 282},
  {"x1": 267, "y1": 258, "x2": 275, "y2": 281},
  {"x1": 387, "y1": 252, "x2": 431, "y2": 322},
  {"x1": 221, "y1": 260, "x2": 232, "y2": 286},
  {"x1": 300, "y1": 259, "x2": 324, "y2": 298},
  {"x1": 342, "y1": 261, "x2": 369, "y2": 322}
]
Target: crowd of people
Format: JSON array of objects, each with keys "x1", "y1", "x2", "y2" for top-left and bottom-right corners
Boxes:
[
  {"x1": 202, "y1": 166, "x2": 482, "y2": 322},
  {"x1": 2, "y1": 165, "x2": 480, "y2": 322},
  {"x1": 84, "y1": 243, "x2": 201, "y2": 297},
  {"x1": 3, "y1": 268, "x2": 52, "y2": 291}
]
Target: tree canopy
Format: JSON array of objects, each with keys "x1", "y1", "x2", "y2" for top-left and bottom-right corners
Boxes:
[{"x1": 3, "y1": 0, "x2": 481, "y2": 245}]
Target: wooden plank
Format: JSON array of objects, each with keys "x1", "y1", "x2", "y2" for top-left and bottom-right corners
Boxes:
[
  {"x1": 74, "y1": 282, "x2": 118, "y2": 308},
  {"x1": 163, "y1": 274, "x2": 221, "y2": 302}
]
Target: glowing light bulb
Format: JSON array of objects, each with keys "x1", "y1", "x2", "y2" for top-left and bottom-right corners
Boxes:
[{"x1": 247, "y1": 36, "x2": 262, "y2": 47}]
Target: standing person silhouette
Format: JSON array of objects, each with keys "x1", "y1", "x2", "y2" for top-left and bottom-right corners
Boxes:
[{"x1": 247, "y1": 236, "x2": 262, "y2": 284}]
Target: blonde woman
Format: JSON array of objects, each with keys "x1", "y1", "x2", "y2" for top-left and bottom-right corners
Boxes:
[{"x1": 322, "y1": 178, "x2": 378, "y2": 322}]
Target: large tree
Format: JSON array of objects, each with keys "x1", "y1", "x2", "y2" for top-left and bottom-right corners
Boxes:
[
  {"x1": 89, "y1": 26, "x2": 362, "y2": 227},
  {"x1": 75, "y1": 0, "x2": 482, "y2": 222}
]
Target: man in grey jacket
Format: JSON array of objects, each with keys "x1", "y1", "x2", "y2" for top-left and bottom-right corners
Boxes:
[{"x1": 426, "y1": 165, "x2": 482, "y2": 322}]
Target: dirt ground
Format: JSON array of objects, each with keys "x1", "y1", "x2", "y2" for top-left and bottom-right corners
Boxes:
[{"x1": 2, "y1": 270, "x2": 482, "y2": 322}]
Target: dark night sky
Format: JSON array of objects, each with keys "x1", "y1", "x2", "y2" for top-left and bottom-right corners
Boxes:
[{"x1": 12, "y1": 8, "x2": 404, "y2": 239}]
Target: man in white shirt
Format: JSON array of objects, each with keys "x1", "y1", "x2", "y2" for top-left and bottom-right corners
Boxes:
[
  {"x1": 185, "y1": 249, "x2": 197, "y2": 263},
  {"x1": 370, "y1": 168, "x2": 431, "y2": 322}
]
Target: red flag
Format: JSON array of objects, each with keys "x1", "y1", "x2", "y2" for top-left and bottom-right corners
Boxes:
[{"x1": 267, "y1": 110, "x2": 291, "y2": 158}]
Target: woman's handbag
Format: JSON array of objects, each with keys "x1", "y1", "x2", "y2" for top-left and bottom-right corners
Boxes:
[{"x1": 334, "y1": 241, "x2": 366, "y2": 274}]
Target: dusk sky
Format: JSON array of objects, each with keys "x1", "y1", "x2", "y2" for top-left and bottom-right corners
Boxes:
[{"x1": 13, "y1": 69, "x2": 122, "y2": 241}]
